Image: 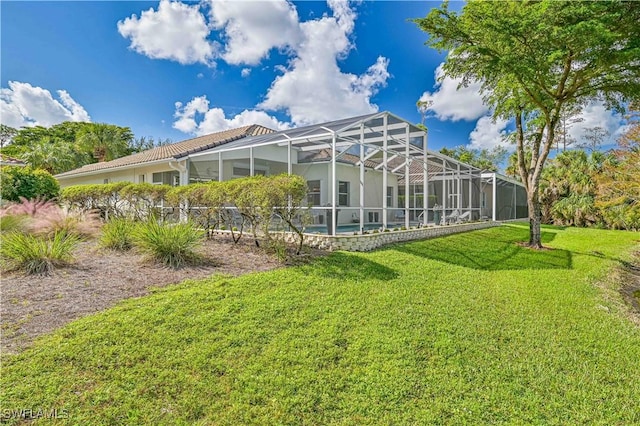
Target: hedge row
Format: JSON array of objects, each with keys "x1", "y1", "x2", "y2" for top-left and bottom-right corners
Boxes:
[{"x1": 60, "y1": 175, "x2": 308, "y2": 253}]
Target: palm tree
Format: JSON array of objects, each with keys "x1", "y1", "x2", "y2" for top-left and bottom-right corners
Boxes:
[{"x1": 78, "y1": 123, "x2": 133, "y2": 163}]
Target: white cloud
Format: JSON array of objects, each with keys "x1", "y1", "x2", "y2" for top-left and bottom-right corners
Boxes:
[
  {"x1": 569, "y1": 102, "x2": 623, "y2": 146},
  {"x1": 117, "y1": 0, "x2": 216, "y2": 66},
  {"x1": 469, "y1": 115, "x2": 510, "y2": 150},
  {"x1": 259, "y1": 1, "x2": 390, "y2": 126},
  {"x1": 209, "y1": 0, "x2": 301, "y2": 66},
  {"x1": 0, "y1": 81, "x2": 91, "y2": 128},
  {"x1": 173, "y1": 95, "x2": 289, "y2": 136},
  {"x1": 418, "y1": 63, "x2": 488, "y2": 122},
  {"x1": 121, "y1": 1, "x2": 391, "y2": 131}
]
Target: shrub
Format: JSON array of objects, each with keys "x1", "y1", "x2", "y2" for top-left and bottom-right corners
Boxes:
[
  {"x1": 1, "y1": 198, "x2": 102, "y2": 238},
  {"x1": 99, "y1": 218, "x2": 137, "y2": 251},
  {"x1": 61, "y1": 182, "x2": 129, "y2": 217},
  {"x1": 0, "y1": 197, "x2": 58, "y2": 217},
  {"x1": 132, "y1": 221, "x2": 205, "y2": 268},
  {"x1": 0, "y1": 231, "x2": 80, "y2": 275},
  {"x1": 0, "y1": 166, "x2": 59, "y2": 202},
  {"x1": 120, "y1": 183, "x2": 172, "y2": 220}
]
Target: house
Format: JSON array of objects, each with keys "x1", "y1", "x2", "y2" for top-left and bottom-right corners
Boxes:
[
  {"x1": 0, "y1": 154, "x2": 26, "y2": 167},
  {"x1": 56, "y1": 112, "x2": 528, "y2": 235},
  {"x1": 55, "y1": 125, "x2": 274, "y2": 187}
]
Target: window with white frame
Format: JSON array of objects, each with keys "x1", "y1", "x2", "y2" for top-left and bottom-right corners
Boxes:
[
  {"x1": 387, "y1": 186, "x2": 394, "y2": 207},
  {"x1": 307, "y1": 180, "x2": 321, "y2": 206},
  {"x1": 152, "y1": 171, "x2": 179, "y2": 185},
  {"x1": 338, "y1": 181, "x2": 350, "y2": 207},
  {"x1": 232, "y1": 162, "x2": 267, "y2": 177}
]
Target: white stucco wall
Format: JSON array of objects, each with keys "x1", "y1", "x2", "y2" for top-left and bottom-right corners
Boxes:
[{"x1": 58, "y1": 163, "x2": 175, "y2": 188}]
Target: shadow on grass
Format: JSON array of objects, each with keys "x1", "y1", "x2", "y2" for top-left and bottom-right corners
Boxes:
[
  {"x1": 392, "y1": 225, "x2": 572, "y2": 271},
  {"x1": 302, "y1": 251, "x2": 399, "y2": 281}
]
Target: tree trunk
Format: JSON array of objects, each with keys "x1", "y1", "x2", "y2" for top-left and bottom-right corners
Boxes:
[{"x1": 527, "y1": 190, "x2": 543, "y2": 249}]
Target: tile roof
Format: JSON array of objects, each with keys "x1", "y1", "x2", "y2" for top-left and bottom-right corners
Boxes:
[
  {"x1": 56, "y1": 124, "x2": 274, "y2": 178},
  {"x1": 0, "y1": 154, "x2": 26, "y2": 166}
]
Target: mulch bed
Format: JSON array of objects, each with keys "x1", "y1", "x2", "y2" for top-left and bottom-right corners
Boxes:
[{"x1": 1, "y1": 235, "x2": 319, "y2": 356}]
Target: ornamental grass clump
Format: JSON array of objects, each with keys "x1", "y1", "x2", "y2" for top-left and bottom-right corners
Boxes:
[
  {"x1": 99, "y1": 218, "x2": 137, "y2": 251},
  {"x1": 132, "y1": 221, "x2": 205, "y2": 269},
  {"x1": 0, "y1": 197, "x2": 102, "y2": 238},
  {"x1": 0, "y1": 231, "x2": 80, "y2": 275}
]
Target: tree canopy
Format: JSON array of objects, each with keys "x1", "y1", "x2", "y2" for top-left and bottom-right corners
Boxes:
[
  {"x1": 0, "y1": 122, "x2": 135, "y2": 174},
  {"x1": 415, "y1": 0, "x2": 640, "y2": 247},
  {"x1": 439, "y1": 145, "x2": 508, "y2": 172}
]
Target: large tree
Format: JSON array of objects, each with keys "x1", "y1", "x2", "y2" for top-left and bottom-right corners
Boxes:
[
  {"x1": 1, "y1": 121, "x2": 134, "y2": 173},
  {"x1": 78, "y1": 123, "x2": 134, "y2": 163},
  {"x1": 415, "y1": 0, "x2": 640, "y2": 247},
  {"x1": 596, "y1": 104, "x2": 640, "y2": 230}
]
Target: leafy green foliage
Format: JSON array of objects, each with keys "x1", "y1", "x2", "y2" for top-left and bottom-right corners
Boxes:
[
  {"x1": 99, "y1": 218, "x2": 137, "y2": 251},
  {"x1": 0, "y1": 166, "x2": 59, "y2": 202},
  {"x1": 0, "y1": 231, "x2": 80, "y2": 275},
  {"x1": 99, "y1": 218, "x2": 136, "y2": 251},
  {"x1": 415, "y1": 0, "x2": 640, "y2": 247},
  {"x1": 0, "y1": 214, "x2": 25, "y2": 234},
  {"x1": 120, "y1": 183, "x2": 172, "y2": 221},
  {"x1": 0, "y1": 121, "x2": 135, "y2": 174},
  {"x1": 540, "y1": 150, "x2": 607, "y2": 226},
  {"x1": 2, "y1": 225, "x2": 640, "y2": 423},
  {"x1": 596, "y1": 105, "x2": 640, "y2": 230},
  {"x1": 77, "y1": 123, "x2": 134, "y2": 163},
  {"x1": 61, "y1": 176, "x2": 310, "y2": 253},
  {"x1": 132, "y1": 221, "x2": 205, "y2": 268},
  {"x1": 62, "y1": 182, "x2": 170, "y2": 220},
  {"x1": 0, "y1": 124, "x2": 17, "y2": 148},
  {"x1": 439, "y1": 145, "x2": 508, "y2": 171}
]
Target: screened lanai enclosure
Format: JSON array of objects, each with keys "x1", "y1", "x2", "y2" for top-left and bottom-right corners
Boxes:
[
  {"x1": 480, "y1": 172, "x2": 529, "y2": 221},
  {"x1": 178, "y1": 112, "x2": 494, "y2": 235}
]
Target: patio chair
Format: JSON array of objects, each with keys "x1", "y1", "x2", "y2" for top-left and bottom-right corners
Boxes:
[
  {"x1": 457, "y1": 211, "x2": 472, "y2": 223},
  {"x1": 441, "y1": 209, "x2": 460, "y2": 225}
]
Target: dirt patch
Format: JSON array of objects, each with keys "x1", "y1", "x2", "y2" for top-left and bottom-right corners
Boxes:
[
  {"x1": 620, "y1": 250, "x2": 640, "y2": 319},
  {"x1": 1, "y1": 236, "x2": 322, "y2": 356}
]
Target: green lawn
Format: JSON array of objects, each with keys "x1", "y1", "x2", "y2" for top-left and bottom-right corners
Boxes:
[{"x1": 2, "y1": 224, "x2": 640, "y2": 425}]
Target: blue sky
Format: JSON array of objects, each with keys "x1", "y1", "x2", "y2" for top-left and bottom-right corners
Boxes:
[{"x1": 1, "y1": 1, "x2": 625, "y2": 153}]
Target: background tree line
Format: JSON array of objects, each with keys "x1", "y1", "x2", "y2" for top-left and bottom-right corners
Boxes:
[{"x1": 0, "y1": 122, "x2": 171, "y2": 175}]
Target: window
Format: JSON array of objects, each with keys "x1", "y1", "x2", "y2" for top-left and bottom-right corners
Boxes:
[
  {"x1": 387, "y1": 186, "x2": 394, "y2": 207},
  {"x1": 103, "y1": 178, "x2": 109, "y2": 184},
  {"x1": 232, "y1": 163, "x2": 267, "y2": 177},
  {"x1": 152, "y1": 171, "x2": 179, "y2": 185},
  {"x1": 481, "y1": 192, "x2": 487, "y2": 209},
  {"x1": 338, "y1": 181, "x2": 350, "y2": 207},
  {"x1": 139, "y1": 174, "x2": 145, "y2": 183},
  {"x1": 307, "y1": 180, "x2": 321, "y2": 206},
  {"x1": 232, "y1": 166, "x2": 267, "y2": 177}
]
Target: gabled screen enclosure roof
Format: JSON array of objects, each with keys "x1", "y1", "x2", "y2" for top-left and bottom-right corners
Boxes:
[
  {"x1": 182, "y1": 111, "x2": 428, "y2": 159},
  {"x1": 183, "y1": 111, "x2": 481, "y2": 185}
]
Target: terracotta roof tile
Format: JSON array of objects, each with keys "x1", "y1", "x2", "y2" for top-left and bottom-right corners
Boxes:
[
  {"x1": 0, "y1": 154, "x2": 26, "y2": 166},
  {"x1": 56, "y1": 125, "x2": 274, "y2": 178}
]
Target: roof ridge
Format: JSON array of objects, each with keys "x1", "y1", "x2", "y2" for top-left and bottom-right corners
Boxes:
[{"x1": 56, "y1": 124, "x2": 274, "y2": 178}]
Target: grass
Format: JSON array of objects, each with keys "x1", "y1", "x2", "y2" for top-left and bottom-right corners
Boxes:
[
  {"x1": 2, "y1": 224, "x2": 640, "y2": 424},
  {"x1": 132, "y1": 220, "x2": 205, "y2": 268},
  {"x1": 0, "y1": 231, "x2": 80, "y2": 275},
  {"x1": 99, "y1": 218, "x2": 137, "y2": 251}
]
